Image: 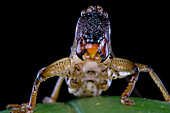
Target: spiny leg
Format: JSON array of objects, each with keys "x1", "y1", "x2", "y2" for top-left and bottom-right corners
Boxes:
[
  {"x1": 43, "y1": 76, "x2": 65, "y2": 103},
  {"x1": 7, "y1": 68, "x2": 45, "y2": 113},
  {"x1": 7, "y1": 57, "x2": 71, "y2": 112},
  {"x1": 121, "y1": 71, "x2": 139, "y2": 106},
  {"x1": 135, "y1": 63, "x2": 170, "y2": 102},
  {"x1": 106, "y1": 58, "x2": 139, "y2": 105},
  {"x1": 107, "y1": 57, "x2": 170, "y2": 105}
]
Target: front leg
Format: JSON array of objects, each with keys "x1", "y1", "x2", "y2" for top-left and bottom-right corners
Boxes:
[
  {"x1": 106, "y1": 57, "x2": 170, "y2": 106},
  {"x1": 106, "y1": 58, "x2": 138, "y2": 105},
  {"x1": 121, "y1": 72, "x2": 139, "y2": 105},
  {"x1": 7, "y1": 57, "x2": 71, "y2": 112}
]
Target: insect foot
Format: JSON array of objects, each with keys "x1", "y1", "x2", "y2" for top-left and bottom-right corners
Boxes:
[
  {"x1": 7, "y1": 103, "x2": 33, "y2": 113},
  {"x1": 42, "y1": 96, "x2": 56, "y2": 103},
  {"x1": 168, "y1": 98, "x2": 170, "y2": 102},
  {"x1": 121, "y1": 98, "x2": 135, "y2": 106}
]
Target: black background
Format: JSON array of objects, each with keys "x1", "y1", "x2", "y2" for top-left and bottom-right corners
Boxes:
[{"x1": 1, "y1": 0, "x2": 170, "y2": 111}]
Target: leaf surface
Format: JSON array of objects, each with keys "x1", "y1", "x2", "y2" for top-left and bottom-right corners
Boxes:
[{"x1": 1, "y1": 96, "x2": 170, "y2": 113}]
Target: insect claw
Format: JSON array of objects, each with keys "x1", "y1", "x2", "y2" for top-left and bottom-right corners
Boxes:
[
  {"x1": 6, "y1": 104, "x2": 21, "y2": 109},
  {"x1": 121, "y1": 98, "x2": 135, "y2": 106}
]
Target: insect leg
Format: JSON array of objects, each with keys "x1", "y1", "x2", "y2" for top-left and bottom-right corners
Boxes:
[
  {"x1": 43, "y1": 76, "x2": 65, "y2": 103},
  {"x1": 135, "y1": 63, "x2": 170, "y2": 102},
  {"x1": 7, "y1": 67, "x2": 46, "y2": 112},
  {"x1": 121, "y1": 67, "x2": 139, "y2": 106},
  {"x1": 7, "y1": 57, "x2": 71, "y2": 112},
  {"x1": 106, "y1": 58, "x2": 138, "y2": 105}
]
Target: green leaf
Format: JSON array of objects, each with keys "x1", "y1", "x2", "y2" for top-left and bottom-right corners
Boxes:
[{"x1": 1, "y1": 96, "x2": 170, "y2": 113}]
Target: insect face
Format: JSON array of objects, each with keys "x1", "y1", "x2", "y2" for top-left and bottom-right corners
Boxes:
[{"x1": 75, "y1": 5, "x2": 111, "y2": 62}]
